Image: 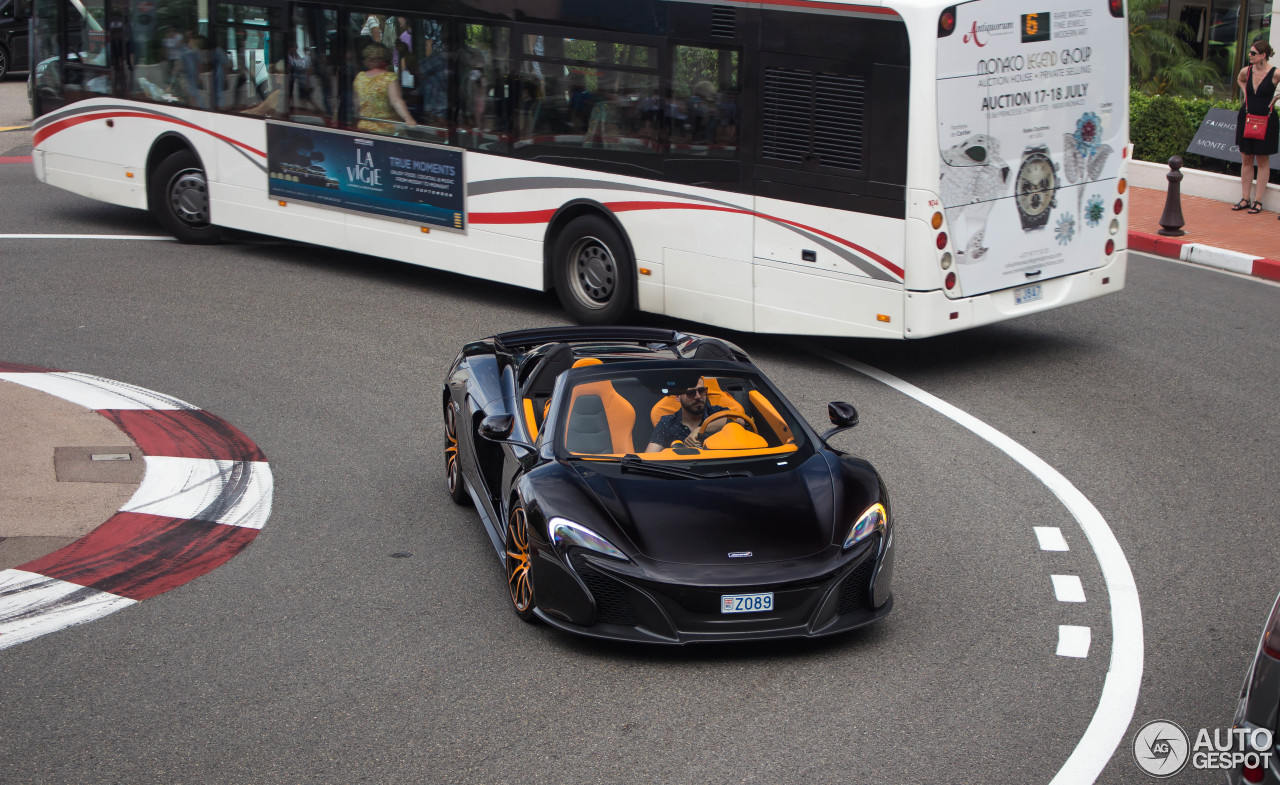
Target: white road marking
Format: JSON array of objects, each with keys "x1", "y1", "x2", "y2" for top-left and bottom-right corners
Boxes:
[
  {"x1": 0, "y1": 234, "x2": 172, "y2": 240},
  {"x1": 0, "y1": 371, "x2": 188, "y2": 410},
  {"x1": 1058, "y1": 626, "x2": 1093, "y2": 658},
  {"x1": 123, "y1": 456, "x2": 274, "y2": 529},
  {"x1": 1035, "y1": 526, "x2": 1070, "y2": 551},
  {"x1": 1052, "y1": 574, "x2": 1087, "y2": 603},
  {"x1": 0, "y1": 569, "x2": 137, "y2": 651},
  {"x1": 807, "y1": 345, "x2": 1143, "y2": 785}
]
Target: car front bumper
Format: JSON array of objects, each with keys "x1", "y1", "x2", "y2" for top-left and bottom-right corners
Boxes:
[{"x1": 531, "y1": 533, "x2": 892, "y2": 645}]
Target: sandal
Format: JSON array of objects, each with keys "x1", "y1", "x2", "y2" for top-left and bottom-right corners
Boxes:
[
  {"x1": 1233, "y1": 198, "x2": 1252, "y2": 210},
  {"x1": 1249, "y1": 201, "x2": 1264, "y2": 214}
]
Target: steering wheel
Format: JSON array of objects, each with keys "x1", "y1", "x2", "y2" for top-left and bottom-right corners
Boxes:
[{"x1": 697, "y1": 409, "x2": 757, "y2": 437}]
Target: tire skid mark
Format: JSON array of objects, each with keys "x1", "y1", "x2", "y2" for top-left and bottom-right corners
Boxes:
[{"x1": 0, "y1": 367, "x2": 272, "y2": 650}]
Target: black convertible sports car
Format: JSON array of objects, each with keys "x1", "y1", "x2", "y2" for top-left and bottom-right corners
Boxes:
[{"x1": 441, "y1": 326, "x2": 893, "y2": 644}]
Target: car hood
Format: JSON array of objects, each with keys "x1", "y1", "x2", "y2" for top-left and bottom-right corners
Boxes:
[{"x1": 569, "y1": 456, "x2": 835, "y2": 564}]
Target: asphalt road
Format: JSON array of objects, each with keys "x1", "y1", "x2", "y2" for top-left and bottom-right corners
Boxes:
[{"x1": 3, "y1": 92, "x2": 1279, "y2": 783}]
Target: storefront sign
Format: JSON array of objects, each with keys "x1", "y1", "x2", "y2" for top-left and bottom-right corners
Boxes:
[{"x1": 1187, "y1": 108, "x2": 1241, "y2": 163}]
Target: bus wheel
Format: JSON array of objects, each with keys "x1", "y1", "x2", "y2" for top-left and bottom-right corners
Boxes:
[
  {"x1": 552, "y1": 215, "x2": 634, "y2": 325},
  {"x1": 0, "y1": 46, "x2": 9, "y2": 80},
  {"x1": 149, "y1": 150, "x2": 222, "y2": 244}
]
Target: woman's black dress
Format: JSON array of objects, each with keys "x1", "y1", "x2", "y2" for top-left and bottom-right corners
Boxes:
[{"x1": 1237, "y1": 66, "x2": 1279, "y2": 156}]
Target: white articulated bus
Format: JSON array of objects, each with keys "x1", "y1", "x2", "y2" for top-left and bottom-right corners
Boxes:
[{"x1": 30, "y1": 0, "x2": 1129, "y2": 337}]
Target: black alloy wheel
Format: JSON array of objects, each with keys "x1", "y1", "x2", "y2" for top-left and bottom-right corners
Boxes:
[
  {"x1": 444, "y1": 401, "x2": 469, "y2": 506},
  {"x1": 505, "y1": 505, "x2": 537, "y2": 622}
]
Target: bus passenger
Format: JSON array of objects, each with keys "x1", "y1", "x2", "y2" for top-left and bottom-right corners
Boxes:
[{"x1": 353, "y1": 43, "x2": 418, "y2": 134}]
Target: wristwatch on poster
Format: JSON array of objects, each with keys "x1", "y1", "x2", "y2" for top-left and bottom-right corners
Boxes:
[{"x1": 1015, "y1": 145, "x2": 1058, "y2": 231}]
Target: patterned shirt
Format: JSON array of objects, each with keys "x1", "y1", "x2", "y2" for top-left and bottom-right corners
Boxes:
[
  {"x1": 355, "y1": 70, "x2": 400, "y2": 133},
  {"x1": 648, "y1": 405, "x2": 727, "y2": 449}
]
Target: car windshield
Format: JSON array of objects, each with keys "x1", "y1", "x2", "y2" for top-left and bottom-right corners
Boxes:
[{"x1": 550, "y1": 366, "x2": 804, "y2": 461}]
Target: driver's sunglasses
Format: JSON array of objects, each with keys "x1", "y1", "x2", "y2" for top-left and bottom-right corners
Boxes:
[
  {"x1": 1253, "y1": 49, "x2": 1264, "y2": 56},
  {"x1": 681, "y1": 386, "x2": 709, "y2": 398}
]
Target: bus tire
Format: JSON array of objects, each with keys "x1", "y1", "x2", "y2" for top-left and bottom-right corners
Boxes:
[
  {"x1": 551, "y1": 215, "x2": 634, "y2": 325},
  {"x1": 149, "y1": 149, "x2": 222, "y2": 245},
  {"x1": 0, "y1": 45, "x2": 9, "y2": 80}
]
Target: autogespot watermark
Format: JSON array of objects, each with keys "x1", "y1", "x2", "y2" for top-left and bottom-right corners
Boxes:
[{"x1": 1132, "y1": 719, "x2": 1274, "y2": 778}]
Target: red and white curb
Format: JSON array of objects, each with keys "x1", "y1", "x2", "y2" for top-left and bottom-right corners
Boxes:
[
  {"x1": 0, "y1": 363, "x2": 272, "y2": 650},
  {"x1": 1129, "y1": 232, "x2": 1280, "y2": 282}
]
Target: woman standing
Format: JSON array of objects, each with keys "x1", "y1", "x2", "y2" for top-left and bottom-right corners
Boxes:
[
  {"x1": 353, "y1": 43, "x2": 417, "y2": 134},
  {"x1": 1233, "y1": 38, "x2": 1280, "y2": 214}
]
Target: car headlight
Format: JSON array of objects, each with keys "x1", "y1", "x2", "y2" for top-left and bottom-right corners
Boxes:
[
  {"x1": 549, "y1": 517, "x2": 628, "y2": 561},
  {"x1": 843, "y1": 503, "x2": 887, "y2": 549}
]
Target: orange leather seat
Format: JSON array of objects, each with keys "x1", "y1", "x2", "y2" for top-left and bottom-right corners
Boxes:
[
  {"x1": 748, "y1": 390, "x2": 794, "y2": 444},
  {"x1": 566, "y1": 379, "x2": 636, "y2": 454}
]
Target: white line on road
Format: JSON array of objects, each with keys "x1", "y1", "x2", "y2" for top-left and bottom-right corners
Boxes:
[
  {"x1": 1058, "y1": 625, "x2": 1093, "y2": 658},
  {"x1": 1035, "y1": 526, "x2": 1071, "y2": 551},
  {"x1": 1052, "y1": 574, "x2": 1087, "y2": 603},
  {"x1": 806, "y1": 345, "x2": 1143, "y2": 785},
  {"x1": 0, "y1": 234, "x2": 172, "y2": 240}
]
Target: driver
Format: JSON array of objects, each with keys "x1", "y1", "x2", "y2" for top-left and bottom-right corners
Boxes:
[{"x1": 645, "y1": 378, "x2": 746, "y2": 451}]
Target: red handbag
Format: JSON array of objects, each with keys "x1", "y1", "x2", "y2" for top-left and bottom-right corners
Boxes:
[{"x1": 1244, "y1": 113, "x2": 1269, "y2": 140}]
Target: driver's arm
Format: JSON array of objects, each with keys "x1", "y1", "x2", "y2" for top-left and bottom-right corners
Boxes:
[{"x1": 644, "y1": 441, "x2": 664, "y2": 453}]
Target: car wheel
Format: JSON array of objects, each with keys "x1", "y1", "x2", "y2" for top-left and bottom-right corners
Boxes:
[
  {"x1": 552, "y1": 214, "x2": 634, "y2": 325},
  {"x1": 444, "y1": 401, "x2": 469, "y2": 506},
  {"x1": 505, "y1": 505, "x2": 537, "y2": 622},
  {"x1": 149, "y1": 149, "x2": 222, "y2": 244}
]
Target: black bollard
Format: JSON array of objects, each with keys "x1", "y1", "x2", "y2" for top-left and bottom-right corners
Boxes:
[{"x1": 1158, "y1": 155, "x2": 1186, "y2": 237}]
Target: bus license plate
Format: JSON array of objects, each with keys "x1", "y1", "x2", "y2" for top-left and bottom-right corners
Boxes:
[
  {"x1": 722, "y1": 592, "x2": 774, "y2": 614},
  {"x1": 1015, "y1": 284, "x2": 1043, "y2": 305}
]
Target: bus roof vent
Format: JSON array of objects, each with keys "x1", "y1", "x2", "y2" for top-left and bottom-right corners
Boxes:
[
  {"x1": 710, "y1": 6, "x2": 736, "y2": 38},
  {"x1": 762, "y1": 67, "x2": 864, "y2": 172}
]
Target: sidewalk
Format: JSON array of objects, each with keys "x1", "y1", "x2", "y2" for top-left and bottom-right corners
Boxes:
[{"x1": 1128, "y1": 185, "x2": 1280, "y2": 282}]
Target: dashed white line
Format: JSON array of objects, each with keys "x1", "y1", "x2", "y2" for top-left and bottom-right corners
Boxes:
[
  {"x1": 806, "y1": 344, "x2": 1143, "y2": 785},
  {"x1": 1052, "y1": 574, "x2": 1087, "y2": 603},
  {"x1": 1058, "y1": 626, "x2": 1093, "y2": 658},
  {"x1": 1035, "y1": 526, "x2": 1071, "y2": 551}
]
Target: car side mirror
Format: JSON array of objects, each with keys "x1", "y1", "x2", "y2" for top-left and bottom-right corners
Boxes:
[
  {"x1": 479, "y1": 413, "x2": 515, "y2": 441},
  {"x1": 820, "y1": 401, "x2": 859, "y2": 441},
  {"x1": 479, "y1": 414, "x2": 536, "y2": 451}
]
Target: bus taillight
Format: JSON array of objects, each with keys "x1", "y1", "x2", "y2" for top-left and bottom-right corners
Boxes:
[
  {"x1": 1108, "y1": 0, "x2": 1124, "y2": 18},
  {"x1": 1105, "y1": 239, "x2": 1115, "y2": 255},
  {"x1": 938, "y1": 7, "x2": 957, "y2": 36},
  {"x1": 1114, "y1": 198, "x2": 1124, "y2": 214},
  {"x1": 940, "y1": 252, "x2": 953, "y2": 270},
  {"x1": 944, "y1": 272, "x2": 956, "y2": 290},
  {"x1": 936, "y1": 232, "x2": 948, "y2": 250}
]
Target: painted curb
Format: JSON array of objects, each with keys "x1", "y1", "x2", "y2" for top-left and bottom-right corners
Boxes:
[
  {"x1": 1129, "y1": 231, "x2": 1280, "y2": 282},
  {"x1": 0, "y1": 363, "x2": 273, "y2": 650}
]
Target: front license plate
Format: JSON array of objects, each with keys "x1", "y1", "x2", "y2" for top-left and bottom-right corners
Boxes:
[
  {"x1": 1014, "y1": 284, "x2": 1043, "y2": 305},
  {"x1": 721, "y1": 592, "x2": 774, "y2": 614}
]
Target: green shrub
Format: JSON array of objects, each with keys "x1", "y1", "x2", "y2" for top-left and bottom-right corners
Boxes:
[{"x1": 1129, "y1": 88, "x2": 1244, "y2": 175}]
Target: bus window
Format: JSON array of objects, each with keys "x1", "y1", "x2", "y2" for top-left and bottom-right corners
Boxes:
[
  {"x1": 407, "y1": 18, "x2": 450, "y2": 141},
  {"x1": 515, "y1": 34, "x2": 659, "y2": 161},
  {"x1": 286, "y1": 5, "x2": 337, "y2": 125},
  {"x1": 30, "y1": 0, "x2": 59, "y2": 108},
  {"x1": 119, "y1": 0, "x2": 206, "y2": 107},
  {"x1": 670, "y1": 45, "x2": 739, "y2": 158},
  {"x1": 61, "y1": 0, "x2": 109, "y2": 99},
  {"x1": 341, "y1": 12, "x2": 446, "y2": 140},
  {"x1": 213, "y1": 4, "x2": 282, "y2": 113},
  {"x1": 456, "y1": 22, "x2": 508, "y2": 152}
]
